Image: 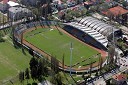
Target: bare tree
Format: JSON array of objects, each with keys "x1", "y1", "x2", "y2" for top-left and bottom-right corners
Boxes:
[
  {"x1": 62, "y1": 54, "x2": 65, "y2": 70},
  {"x1": 107, "y1": 46, "x2": 115, "y2": 64}
]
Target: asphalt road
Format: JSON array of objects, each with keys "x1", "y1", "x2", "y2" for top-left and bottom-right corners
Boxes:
[{"x1": 80, "y1": 56, "x2": 128, "y2": 85}]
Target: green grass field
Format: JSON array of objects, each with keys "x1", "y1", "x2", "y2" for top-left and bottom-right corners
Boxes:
[
  {"x1": 0, "y1": 37, "x2": 31, "y2": 84},
  {"x1": 25, "y1": 28, "x2": 99, "y2": 67}
]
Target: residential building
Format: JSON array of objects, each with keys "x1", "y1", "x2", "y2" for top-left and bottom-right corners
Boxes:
[
  {"x1": 112, "y1": 74, "x2": 127, "y2": 85},
  {"x1": 0, "y1": 1, "x2": 8, "y2": 12},
  {"x1": 102, "y1": 6, "x2": 128, "y2": 24},
  {"x1": 8, "y1": 7, "x2": 32, "y2": 20}
]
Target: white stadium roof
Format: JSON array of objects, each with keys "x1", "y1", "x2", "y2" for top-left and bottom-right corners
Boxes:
[
  {"x1": 67, "y1": 22, "x2": 108, "y2": 47},
  {"x1": 76, "y1": 17, "x2": 119, "y2": 37},
  {"x1": 7, "y1": 1, "x2": 19, "y2": 7}
]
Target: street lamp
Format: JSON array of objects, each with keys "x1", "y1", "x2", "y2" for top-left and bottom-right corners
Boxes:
[
  {"x1": 12, "y1": 13, "x2": 15, "y2": 25},
  {"x1": 112, "y1": 27, "x2": 115, "y2": 47}
]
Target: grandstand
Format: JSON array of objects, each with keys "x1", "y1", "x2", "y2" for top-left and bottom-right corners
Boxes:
[
  {"x1": 13, "y1": 21, "x2": 57, "y2": 42},
  {"x1": 77, "y1": 17, "x2": 121, "y2": 39},
  {"x1": 64, "y1": 17, "x2": 122, "y2": 51}
]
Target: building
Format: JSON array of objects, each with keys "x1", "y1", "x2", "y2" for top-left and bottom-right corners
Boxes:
[
  {"x1": 0, "y1": 1, "x2": 8, "y2": 12},
  {"x1": 21, "y1": 0, "x2": 52, "y2": 7},
  {"x1": 102, "y1": 6, "x2": 128, "y2": 24},
  {"x1": 112, "y1": 74, "x2": 127, "y2": 85},
  {"x1": 0, "y1": 0, "x2": 18, "y2": 12},
  {"x1": 64, "y1": 17, "x2": 122, "y2": 50},
  {"x1": 7, "y1": 1, "x2": 19, "y2": 7},
  {"x1": 67, "y1": 0, "x2": 76, "y2": 7},
  {"x1": 8, "y1": 7, "x2": 32, "y2": 20}
]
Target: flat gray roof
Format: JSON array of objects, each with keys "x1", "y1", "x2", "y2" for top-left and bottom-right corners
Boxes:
[{"x1": 9, "y1": 7, "x2": 31, "y2": 14}]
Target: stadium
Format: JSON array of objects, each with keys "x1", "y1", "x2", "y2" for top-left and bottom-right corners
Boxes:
[{"x1": 13, "y1": 20, "x2": 107, "y2": 73}]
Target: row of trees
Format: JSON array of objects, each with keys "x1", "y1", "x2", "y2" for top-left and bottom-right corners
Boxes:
[
  {"x1": 81, "y1": 45, "x2": 119, "y2": 84},
  {"x1": 19, "y1": 57, "x2": 49, "y2": 85},
  {"x1": 21, "y1": 0, "x2": 52, "y2": 21},
  {"x1": 19, "y1": 53, "x2": 66, "y2": 85}
]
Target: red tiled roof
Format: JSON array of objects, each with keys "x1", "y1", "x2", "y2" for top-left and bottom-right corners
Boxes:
[
  {"x1": 84, "y1": 1, "x2": 93, "y2": 5},
  {"x1": 3, "y1": 0, "x2": 8, "y2": 4},
  {"x1": 113, "y1": 74, "x2": 127, "y2": 81},
  {"x1": 106, "y1": 0, "x2": 111, "y2": 2},
  {"x1": 1, "y1": 0, "x2": 16, "y2": 4},
  {"x1": 102, "y1": 6, "x2": 128, "y2": 17}
]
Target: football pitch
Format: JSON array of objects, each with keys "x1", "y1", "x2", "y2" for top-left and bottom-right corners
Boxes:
[{"x1": 24, "y1": 28, "x2": 99, "y2": 67}]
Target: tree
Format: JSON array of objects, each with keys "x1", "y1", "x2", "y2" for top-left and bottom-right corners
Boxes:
[
  {"x1": 51, "y1": 56, "x2": 59, "y2": 73},
  {"x1": 29, "y1": 57, "x2": 38, "y2": 81},
  {"x1": 62, "y1": 54, "x2": 65, "y2": 70},
  {"x1": 19, "y1": 71, "x2": 24, "y2": 84},
  {"x1": 25, "y1": 68, "x2": 30, "y2": 84},
  {"x1": 55, "y1": 72, "x2": 64, "y2": 85},
  {"x1": 50, "y1": 72, "x2": 64, "y2": 85},
  {"x1": 107, "y1": 46, "x2": 115, "y2": 64},
  {"x1": 31, "y1": 66, "x2": 38, "y2": 81},
  {"x1": 89, "y1": 60, "x2": 92, "y2": 77},
  {"x1": 75, "y1": 0, "x2": 80, "y2": 4},
  {"x1": 98, "y1": 54, "x2": 103, "y2": 75},
  {"x1": 37, "y1": 59, "x2": 45, "y2": 82},
  {"x1": 38, "y1": 58, "x2": 49, "y2": 77},
  {"x1": 122, "y1": 1, "x2": 128, "y2": 7},
  {"x1": 107, "y1": 10, "x2": 114, "y2": 21},
  {"x1": 29, "y1": 57, "x2": 38, "y2": 70},
  {"x1": 106, "y1": 79, "x2": 111, "y2": 85},
  {"x1": 0, "y1": 36, "x2": 5, "y2": 42}
]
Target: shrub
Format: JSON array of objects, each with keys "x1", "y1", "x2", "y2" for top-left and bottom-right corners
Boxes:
[{"x1": 0, "y1": 37, "x2": 5, "y2": 42}]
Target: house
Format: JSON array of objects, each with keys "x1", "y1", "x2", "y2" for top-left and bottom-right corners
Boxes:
[
  {"x1": 102, "y1": 6, "x2": 128, "y2": 24},
  {"x1": 56, "y1": 0, "x2": 67, "y2": 10},
  {"x1": 0, "y1": 0, "x2": 18, "y2": 12},
  {"x1": 67, "y1": 0, "x2": 76, "y2": 7},
  {"x1": 8, "y1": 7, "x2": 32, "y2": 20},
  {"x1": 112, "y1": 74, "x2": 127, "y2": 85},
  {"x1": 0, "y1": 1, "x2": 8, "y2": 12}
]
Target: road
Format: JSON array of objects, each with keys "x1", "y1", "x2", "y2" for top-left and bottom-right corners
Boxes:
[{"x1": 79, "y1": 56, "x2": 128, "y2": 85}]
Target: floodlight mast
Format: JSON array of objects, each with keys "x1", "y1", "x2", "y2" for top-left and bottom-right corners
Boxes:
[
  {"x1": 112, "y1": 27, "x2": 115, "y2": 47},
  {"x1": 70, "y1": 42, "x2": 73, "y2": 76}
]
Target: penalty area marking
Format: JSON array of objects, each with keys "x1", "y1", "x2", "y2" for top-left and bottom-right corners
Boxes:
[{"x1": 41, "y1": 33, "x2": 49, "y2": 39}]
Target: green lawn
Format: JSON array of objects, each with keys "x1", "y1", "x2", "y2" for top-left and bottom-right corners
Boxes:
[
  {"x1": 25, "y1": 28, "x2": 99, "y2": 67},
  {"x1": 0, "y1": 40, "x2": 31, "y2": 84}
]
